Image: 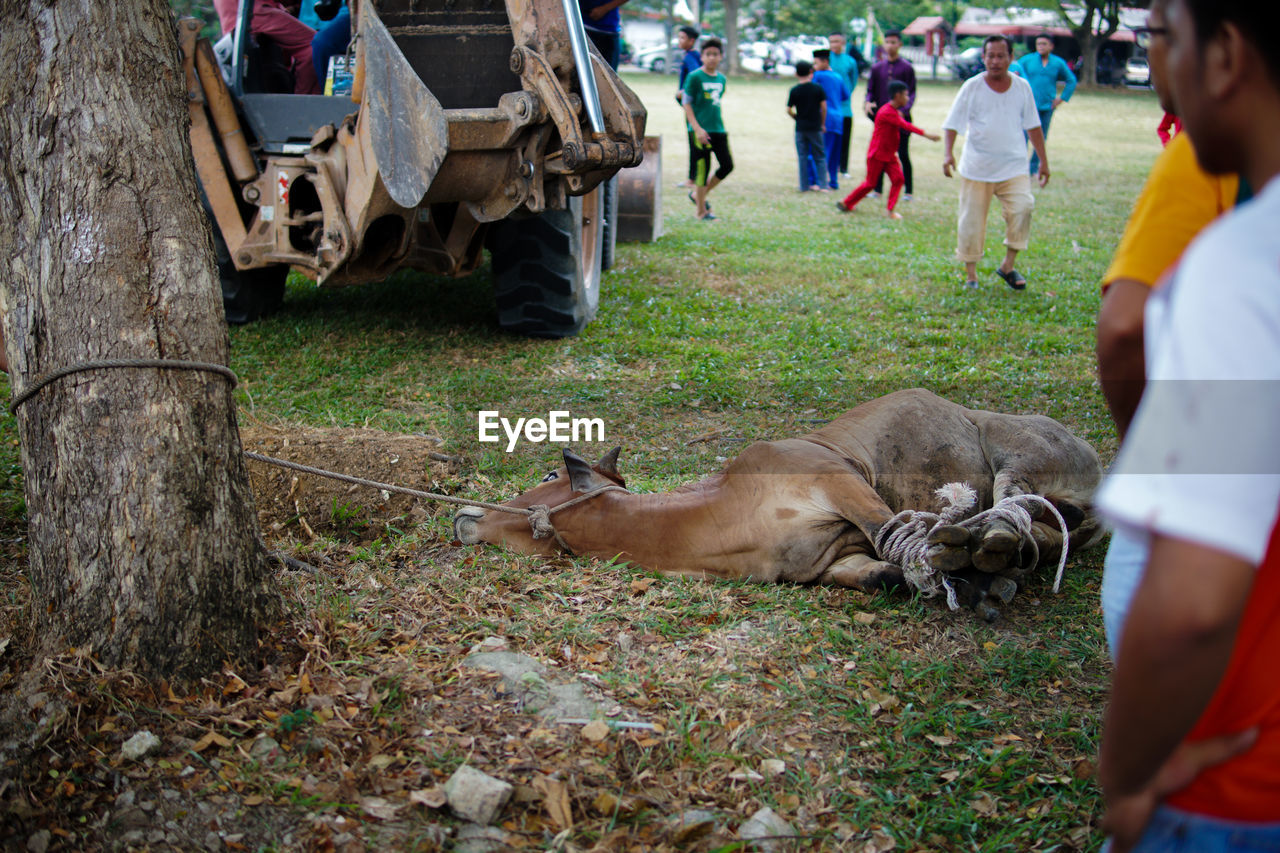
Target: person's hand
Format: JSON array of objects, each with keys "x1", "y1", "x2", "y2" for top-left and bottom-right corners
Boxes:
[
  {"x1": 942, "y1": 153, "x2": 955, "y2": 177},
  {"x1": 1037, "y1": 162, "x2": 1051, "y2": 187},
  {"x1": 1103, "y1": 730, "x2": 1257, "y2": 853},
  {"x1": 865, "y1": 104, "x2": 876, "y2": 119},
  {"x1": 588, "y1": 6, "x2": 607, "y2": 20},
  {"x1": 1052, "y1": 96, "x2": 1064, "y2": 109},
  {"x1": 925, "y1": 132, "x2": 940, "y2": 142},
  {"x1": 696, "y1": 127, "x2": 710, "y2": 146}
]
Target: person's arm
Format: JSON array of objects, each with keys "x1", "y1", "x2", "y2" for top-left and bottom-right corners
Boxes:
[
  {"x1": 1027, "y1": 125, "x2": 1049, "y2": 186},
  {"x1": 1100, "y1": 535, "x2": 1255, "y2": 847},
  {"x1": 586, "y1": 0, "x2": 628, "y2": 20},
  {"x1": 820, "y1": 99, "x2": 827, "y2": 128},
  {"x1": 942, "y1": 128, "x2": 958, "y2": 176},
  {"x1": 864, "y1": 67, "x2": 879, "y2": 116},
  {"x1": 1057, "y1": 57, "x2": 1078, "y2": 106},
  {"x1": 898, "y1": 116, "x2": 937, "y2": 141},
  {"x1": 905, "y1": 64, "x2": 917, "y2": 112},
  {"x1": 1096, "y1": 280, "x2": 1151, "y2": 438},
  {"x1": 683, "y1": 94, "x2": 708, "y2": 144}
]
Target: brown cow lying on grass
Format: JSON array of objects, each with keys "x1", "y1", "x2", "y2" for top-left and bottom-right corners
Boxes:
[{"x1": 454, "y1": 389, "x2": 1105, "y2": 619}]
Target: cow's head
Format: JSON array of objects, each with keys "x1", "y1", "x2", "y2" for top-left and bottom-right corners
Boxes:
[{"x1": 453, "y1": 447, "x2": 625, "y2": 555}]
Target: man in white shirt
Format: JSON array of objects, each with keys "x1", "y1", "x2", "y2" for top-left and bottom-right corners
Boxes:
[{"x1": 942, "y1": 36, "x2": 1048, "y2": 291}]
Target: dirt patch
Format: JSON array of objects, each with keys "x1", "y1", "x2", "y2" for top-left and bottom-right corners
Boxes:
[{"x1": 240, "y1": 424, "x2": 463, "y2": 543}]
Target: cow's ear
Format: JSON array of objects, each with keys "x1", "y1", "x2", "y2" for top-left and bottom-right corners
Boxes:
[
  {"x1": 563, "y1": 449, "x2": 598, "y2": 492},
  {"x1": 597, "y1": 446, "x2": 622, "y2": 478}
]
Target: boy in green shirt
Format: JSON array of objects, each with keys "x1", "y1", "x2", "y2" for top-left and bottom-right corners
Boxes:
[{"x1": 682, "y1": 39, "x2": 733, "y2": 221}]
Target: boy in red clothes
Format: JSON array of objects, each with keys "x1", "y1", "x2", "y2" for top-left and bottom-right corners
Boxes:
[{"x1": 836, "y1": 81, "x2": 939, "y2": 218}]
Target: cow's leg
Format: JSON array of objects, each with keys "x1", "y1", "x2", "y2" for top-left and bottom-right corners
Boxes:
[
  {"x1": 818, "y1": 553, "x2": 905, "y2": 591},
  {"x1": 924, "y1": 468, "x2": 1049, "y2": 577}
]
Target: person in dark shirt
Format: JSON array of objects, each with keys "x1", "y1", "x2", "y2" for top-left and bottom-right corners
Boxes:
[
  {"x1": 786, "y1": 60, "x2": 827, "y2": 192},
  {"x1": 838, "y1": 81, "x2": 939, "y2": 217},
  {"x1": 676, "y1": 25, "x2": 702, "y2": 189},
  {"x1": 580, "y1": 0, "x2": 631, "y2": 69}
]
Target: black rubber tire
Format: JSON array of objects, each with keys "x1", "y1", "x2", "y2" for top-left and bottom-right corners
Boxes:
[
  {"x1": 200, "y1": 191, "x2": 287, "y2": 325},
  {"x1": 486, "y1": 189, "x2": 603, "y2": 338},
  {"x1": 211, "y1": 226, "x2": 287, "y2": 325},
  {"x1": 600, "y1": 175, "x2": 619, "y2": 272}
]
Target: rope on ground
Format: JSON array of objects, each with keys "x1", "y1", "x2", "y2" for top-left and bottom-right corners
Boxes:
[
  {"x1": 244, "y1": 451, "x2": 525, "y2": 514},
  {"x1": 8, "y1": 358, "x2": 238, "y2": 415},
  {"x1": 243, "y1": 451, "x2": 626, "y2": 544},
  {"x1": 873, "y1": 482, "x2": 1072, "y2": 610}
]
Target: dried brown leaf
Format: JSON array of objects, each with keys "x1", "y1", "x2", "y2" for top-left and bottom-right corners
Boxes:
[
  {"x1": 970, "y1": 791, "x2": 998, "y2": 817},
  {"x1": 360, "y1": 796, "x2": 401, "y2": 820},
  {"x1": 409, "y1": 787, "x2": 447, "y2": 809},
  {"x1": 581, "y1": 719, "x2": 610, "y2": 743},
  {"x1": 533, "y1": 776, "x2": 573, "y2": 830}
]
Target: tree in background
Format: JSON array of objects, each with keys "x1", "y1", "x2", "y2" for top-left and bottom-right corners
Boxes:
[{"x1": 1053, "y1": 0, "x2": 1121, "y2": 86}]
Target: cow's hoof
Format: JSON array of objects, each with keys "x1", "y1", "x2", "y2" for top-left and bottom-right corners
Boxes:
[
  {"x1": 926, "y1": 542, "x2": 973, "y2": 572},
  {"x1": 925, "y1": 524, "x2": 974, "y2": 572},
  {"x1": 972, "y1": 527, "x2": 1021, "y2": 572},
  {"x1": 928, "y1": 524, "x2": 970, "y2": 546}
]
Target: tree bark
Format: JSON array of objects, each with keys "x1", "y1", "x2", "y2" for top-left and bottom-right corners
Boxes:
[
  {"x1": 721, "y1": 0, "x2": 738, "y2": 74},
  {"x1": 0, "y1": 0, "x2": 272, "y2": 678}
]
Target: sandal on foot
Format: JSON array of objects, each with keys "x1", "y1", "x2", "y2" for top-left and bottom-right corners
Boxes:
[
  {"x1": 995, "y1": 268, "x2": 1027, "y2": 290},
  {"x1": 964, "y1": 279, "x2": 979, "y2": 290},
  {"x1": 688, "y1": 191, "x2": 710, "y2": 212}
]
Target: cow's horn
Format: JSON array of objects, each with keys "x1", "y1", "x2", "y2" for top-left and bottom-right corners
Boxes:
[{"x1": 598, "y1": 446, "x2": 621, "y2": 476}]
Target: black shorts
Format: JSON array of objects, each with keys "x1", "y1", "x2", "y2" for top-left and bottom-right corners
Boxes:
[{"x1": 692, "y1": 132, "x2": 733, "y2": 185}]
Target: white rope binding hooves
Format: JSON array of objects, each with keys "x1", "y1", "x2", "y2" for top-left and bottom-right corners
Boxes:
[{"x1": 873, "y1": 483, "x2": 1072, "y2": 611}]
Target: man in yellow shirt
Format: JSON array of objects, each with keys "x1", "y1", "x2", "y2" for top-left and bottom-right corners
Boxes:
[{"x1": 1094, "y1": 0, "x2": 1242, "y2": 655}]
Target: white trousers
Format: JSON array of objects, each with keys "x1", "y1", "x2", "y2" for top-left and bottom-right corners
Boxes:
[{"x1": 956, "y1": 174, "x2": 1034, "y2": 263}]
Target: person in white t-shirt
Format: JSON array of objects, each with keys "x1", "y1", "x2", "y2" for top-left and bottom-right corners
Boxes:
[
  {"x1": 1093, "y1": 0, "x2": 1280, "y2": 847},
  {"x1": 941, "y1": 35, "x2": 1048, "y2": 291}
]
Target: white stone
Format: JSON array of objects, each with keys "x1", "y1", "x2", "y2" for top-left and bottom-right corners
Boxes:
[
  {"x1": 739, "y1": 806, "x2": 795, "y2": 852},
  {"x1": 444, "y1": 765, "x2": 513, "y2": 825},
  {"x1": 121, "y1": 730, "x2": 161, "y2": 761}
]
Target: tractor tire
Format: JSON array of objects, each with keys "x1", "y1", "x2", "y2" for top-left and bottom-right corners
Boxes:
[
  {"x1": 201, "y1": 193, "x2": 287, "y2": 325},
  {"x1": 487, "y1": 186, "x2": 603, "y2": 338},
  {"x1": 601, "y1": 175, "x2": 619, "y2": 272}
]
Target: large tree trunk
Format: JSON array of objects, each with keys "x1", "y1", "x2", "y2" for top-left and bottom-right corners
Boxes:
[{"x1": 0, "y1": 0, "x2": 272, "y2": 678}]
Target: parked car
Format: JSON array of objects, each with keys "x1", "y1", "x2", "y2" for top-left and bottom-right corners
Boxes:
[
  {"x1": 631, "y1": 42, "x2": 677, "y2": 73},
  {"x1": 1124, "y1": 56, "x2": 1150, "y2": 86},
  {"x1": 950, "y1": 46, "x2": 984, "y2": 80}
]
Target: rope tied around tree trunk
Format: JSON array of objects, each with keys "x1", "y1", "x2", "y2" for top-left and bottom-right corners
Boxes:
[
  {"x1": 873, "y1": 482, "x2": 1072, "y2": 611},
  {"x1": 8, "y1": 358, "x2": 239, "y2": 415}
]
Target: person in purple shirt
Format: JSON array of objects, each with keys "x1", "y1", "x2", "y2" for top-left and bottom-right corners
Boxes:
[
  {"x1": 864, "y1": 31, "x2": 918, "y2": 199},
  {"x1": 1012, "y1": 35, "x2": 1077, "y2": 176}
]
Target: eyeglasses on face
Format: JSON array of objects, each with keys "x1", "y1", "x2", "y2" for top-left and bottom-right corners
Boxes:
[{"x1": 1132, "y1": 25, "x2": 1169, "y2": 50}]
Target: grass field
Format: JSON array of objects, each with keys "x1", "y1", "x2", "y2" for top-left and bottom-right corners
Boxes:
[{"x1": 0, "y1": 72, "x2": 1168, "y2": 851}]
